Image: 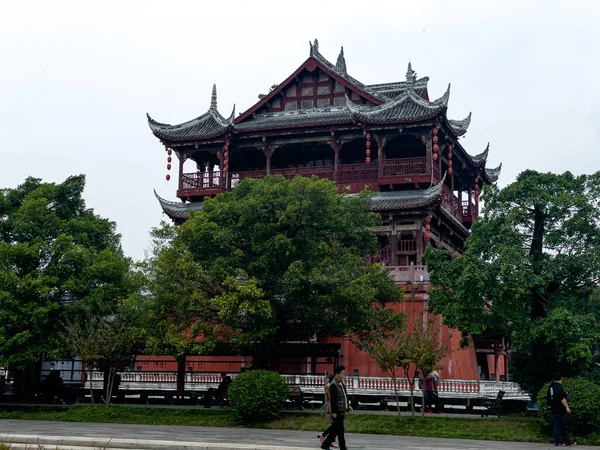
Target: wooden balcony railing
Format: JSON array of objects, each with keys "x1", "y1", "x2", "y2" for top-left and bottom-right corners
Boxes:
[
  {"x1": 337, "y1": 163, "x2": 378, "y2": 182},
  {"x1": 181, "y1": 171, "x2": 222, "y2": 190},
  {"x1": 441, "y1": 185, "x2": 463, "y2": 222},
  {"x1": 272, "y1": 165, "x2": 335, "y2": 180},
  {"x1": 380, "y1": 157, "x2": 426, "y2": 178}
]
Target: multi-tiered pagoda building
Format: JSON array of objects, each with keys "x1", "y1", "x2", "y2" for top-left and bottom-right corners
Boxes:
[{"x1": 148, "y1": 40, "x2": 505, "y2": 381}]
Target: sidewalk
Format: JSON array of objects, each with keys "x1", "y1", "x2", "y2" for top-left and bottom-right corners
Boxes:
[{"x1": 0, "y1": 419, "x2": 593, "y2": 450}]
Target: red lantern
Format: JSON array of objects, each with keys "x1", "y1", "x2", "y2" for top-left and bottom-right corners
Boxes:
[
  {"x1": 484, "y1": 202, "x2": 489, "y2": 208},
  {"x1": 448, "y1": 152, "x2": 452, "y2": 159},
  {"x1": 366, "y1": 149, "x2": 371, "y2": 157},
  {"x1": 448, "y1": 160, "x2": 453, "y2": 167},
  {"x1": 224, "y1": 159, "x2": 228, "y2": 167},
  {"x1": 433, "y1": 128, "x2": 438, "y2": 136},
  {"x1": 366, "y1": 141, "x2": 371, "y2": 149},
  {"x1": 432, "y1": 153, "x2": 438, "y2": 161},
  {"x1": 167, "y1": 156, "x2": 172, "y2": 163},
  {"x1": 425, "y1": 224, "x2": 431, "y2": 231},
  {"x1": 224, "y1": 144, "x2": 229, "y2": 151},
  {"x1": 425, "y1": 216, "x2": 431, "y2": 224},
  {"x1": 165, "y1": 174, "x2": 171, "y2": 181},
  {"x1": 448, "y1": 167, "x2": 453, "y2": 175},
  {"x1": 433, "y1": 144, "x2": 439, "y2": 152},
  {"x1": 167, "y1": 149, "x2": 172, "y2": 156},
  {"x1": 433, "y1": 136, "x2": 439, "y2": 143},
  {"x1": 366, "y1": 133, "x2": 371, "y2": 140},
  {"x1": 365, "y1": 156, "x2": 371, "y2": 163},
  {"x1": 167, "y1": 164, "x2": 171, "y2": 170},
  {"x1": 224, "y1": 151, "x2": 229, "y2": 158},
  {"x1": 425, "y1": 233, "x2": 431, "y2": 240},
  {"x1": 223, "y1": 167, "x2": 228, "y2": 173}
]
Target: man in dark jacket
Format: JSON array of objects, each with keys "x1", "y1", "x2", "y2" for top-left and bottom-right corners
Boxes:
[
  {"x1": 321, "y1": 365, "x2": 352, "y2": 450},
  {"x1": 548, "y1": 372, "x2": 576, "y2": 447}
]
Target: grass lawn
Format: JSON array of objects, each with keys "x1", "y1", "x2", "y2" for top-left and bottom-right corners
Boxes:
[{"x1": 0, "y1": 405, "x2": 598, "y2": 446}]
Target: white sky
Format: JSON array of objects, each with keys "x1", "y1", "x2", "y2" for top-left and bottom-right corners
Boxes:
[{"x1": 1, "y1": 0, "x2": 599, "y2": 261}]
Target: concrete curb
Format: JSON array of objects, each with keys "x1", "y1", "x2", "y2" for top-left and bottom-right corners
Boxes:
[{"x1": 1, "y1": 434, "x2": 309, "y2": 450}]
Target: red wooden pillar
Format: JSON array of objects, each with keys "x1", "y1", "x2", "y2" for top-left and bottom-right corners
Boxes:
[
  {"x1": 264, "y1": 146, "x2": 272, "y2": 174},
  {"x1": 375, "y1": 134, "x2": 387, "y2": 177},
  {"x1": 330, "y1": 139, "x2": 341, "y2": 181},
  {"x1": 178, "y1": 151, "x2": 184, "y2": 192}
]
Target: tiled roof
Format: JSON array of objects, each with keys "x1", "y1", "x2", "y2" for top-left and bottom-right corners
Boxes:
[
  {"x1": 370, "y1": 175, "x2": 445, "y2": 211},
  {"x1": 156, "y1": 175, "x2": 446, "y2": 221},
  {"x1": 346, "y1": 84, "x2": 450, "y2": 124},
  {"x1": 309, "y1": 40, "x2": 386, "y2": 103},
  {"x1": 147, "y1": 84, "x2": 235, "y2": 141},
  {"x1": 155, "y1": 190, "x2": 203, "y2": 220},
  {"x1": 485, "y1": 163, "x2": 502, "y2": 182},
  {"x1": 470, "y1": 143, "x2": 489, "y2": 165},
  {"x1": 447, "y1": 112, "x2": 472, "y2": 136},
  {"x1": 236, "y1": 107, "x2": 352, "y2": 131}
]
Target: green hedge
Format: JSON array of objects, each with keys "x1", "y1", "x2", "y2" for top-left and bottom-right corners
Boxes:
[
  {"x1": 537, "y1": 377, "x2": 600, "y2": 434},
  {"x1": 228, "y1": 370, "x2": 289, "y2": 421}
]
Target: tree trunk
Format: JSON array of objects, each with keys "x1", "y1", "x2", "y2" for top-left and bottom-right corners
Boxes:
[
  {"x1": 391, "y1": 372, "x2": 401, "y2": 417},
  {"x1": 105, "y1": 365, "x2": 114, "y2": 408},
  {"x1": 530, "y1": 205, "x2": 547, "y2": 319},
  {"x1": 87, "y1": 362, "x2": 95, "y2": 406}
]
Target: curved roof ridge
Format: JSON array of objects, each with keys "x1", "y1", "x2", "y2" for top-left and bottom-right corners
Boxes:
[
  {"x1": 448, "y1": 112, "x2": 472, "y2": 136},
  {"x1": 470, "y1": 142, "x2": 490, "y2": 164},
  {"x1": 485, "y1": 162, "x2": 502, "y2": 182}
]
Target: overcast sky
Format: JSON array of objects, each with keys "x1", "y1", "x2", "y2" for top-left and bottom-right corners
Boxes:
[{"x1": 1, "y1": 0, "x2": 599, "y2": 262}]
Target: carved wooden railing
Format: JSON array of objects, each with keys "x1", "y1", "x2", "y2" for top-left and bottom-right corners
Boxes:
[
  {"x1": 441, "y1": 185, "x2": 463, "y2": 222},
  {"x1": 380, "y1": 157, "x2": 427, "y2": 178},
  {"x1": 337, "y1": 163, "x2": 378, "y2": 182},
  {"x1": 181, "y1": 171, "x2": 222, "y2": 190},
  {"x1": 271, "y1": 165, "x2": 335, "y2": 181},
  {"x1": 370, "y1": 244, "x2": 393, "y2": 266},
  {"x1": 399, "y1": 239, "x2": 417, "y2": 253}
]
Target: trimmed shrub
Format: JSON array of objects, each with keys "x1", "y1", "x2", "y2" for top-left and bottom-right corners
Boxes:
[
  {"x1": 537, "y1": 377, "x2": 600, "y2": 434},
  {"x1": 228, "y1": 370, "x2": 289, "y2": 421}
]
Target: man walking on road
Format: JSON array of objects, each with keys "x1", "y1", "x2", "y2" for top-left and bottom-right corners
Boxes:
[{"x1": 321, "y1": 365, "x2": 352, "y2": 450}]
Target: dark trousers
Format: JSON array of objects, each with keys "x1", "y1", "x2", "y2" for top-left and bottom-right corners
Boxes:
[
  {"x1": 322, "y1": 414, "x2": 346, "y2": 449},
  {"x1": 424, "y1": 390, "x2": 435, "y2": 411},
  {"x1": 553, "y1": 414, "x2": 571, "y2": 445},
  {"x1": 322, "y1": 419, "x2": 335, "y2": 438}
]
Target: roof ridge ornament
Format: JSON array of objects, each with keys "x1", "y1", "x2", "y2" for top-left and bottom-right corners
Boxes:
[
  {"x1": 406, "y1": 62, "x2": 417, "y2": 87},
  {"x1": 336, "y1": 46, "x2": 347, "y2": 75},
  {"x1": 210, "y1": 84, "x2": 217, "y2": 111}
]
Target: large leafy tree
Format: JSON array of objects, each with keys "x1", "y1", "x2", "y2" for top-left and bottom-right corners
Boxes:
[
  {"x1": 425, "y1": 170, "x2": 600, "y2": 393},
  {"x1": 0, "y1": 175, "x2": 136, "y2": 373},
  {"x1": 145, "y1": 175, "x2": 403, "y2": 368}
]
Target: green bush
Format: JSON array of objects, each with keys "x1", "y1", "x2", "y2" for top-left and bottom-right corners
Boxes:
[
  {"x1": 537, "y1": 377, "x2": 600, "y2": 434},
  {"x1": 228, "y1": 370, "x2": 289, "y2": 421}
]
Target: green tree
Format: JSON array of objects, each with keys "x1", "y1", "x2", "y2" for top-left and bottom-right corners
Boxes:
[
  {"x1": 0, "y1": 175, "x2": 135, "y2": 398},
  {"x1": 425, "y1": 170, "x2": 600, "y2": 394},
  {"x1": 351, "y1": 308, "x2": 407, "y2": 416},
  {"x1": 145, "y1": 175, "x2": 403, "y2": 368},
  {"x1": 406, "y1": 318, "x2": 448, "y2": 418}
]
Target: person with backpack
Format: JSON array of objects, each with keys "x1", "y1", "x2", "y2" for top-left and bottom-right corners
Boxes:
[{"x1": 547, "y1": 372, "x2": 576, "y2": 447}]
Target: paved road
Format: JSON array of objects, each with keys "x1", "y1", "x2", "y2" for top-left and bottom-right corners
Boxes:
[{"x1": 0, "y1": 419, "x2": 594, "y2": 450}]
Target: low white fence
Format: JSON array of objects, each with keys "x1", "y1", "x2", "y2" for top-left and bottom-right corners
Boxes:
[{"x1": 84, "y1": 372, "x2": 530, "y2": 400}]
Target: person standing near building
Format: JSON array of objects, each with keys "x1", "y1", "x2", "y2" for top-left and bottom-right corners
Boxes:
[
  {"x1": 548, "y1": 372, "x2": 576, "y2": 447},
  {"x1": 422, "y1": 371, "x2": 438, "y2": 414},
  {"x1": 321, "y1": 365, "x2": 352, "y2": 450}
]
